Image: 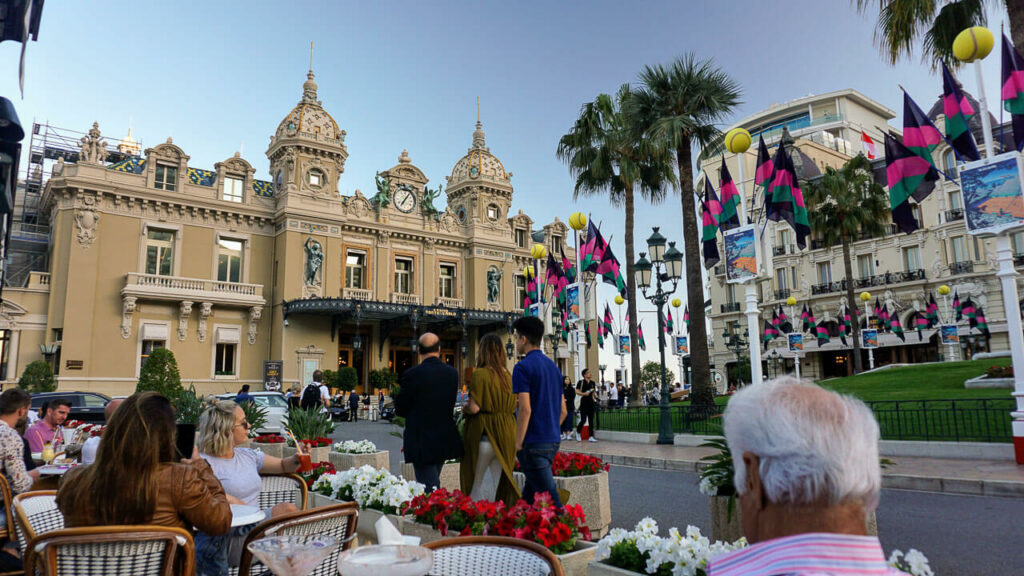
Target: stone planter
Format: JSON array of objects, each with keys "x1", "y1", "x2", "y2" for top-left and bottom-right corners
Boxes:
[
  {"x1": 866, "y1": 509, "x2": 877, "y2": 536},
  {"x1": 709, "y1": 495, "x2": 742, "y2": 543},
  {"x1": 306, "y1": 492, "x2": 401, "y2": 546},
  {"x1": 400, "y1": 461, "x2": 461, "y2": 492},
  {"x1": 587, "y1": 560, "x2": 641, "y2": 576},
  {"x1": 556, "y1": 540, "x2": 597, "y2": 576},
  {"x1": 250, "y1": 441, "x2": 285, "y2": 459},
  {"x1": 308, "y1": 491, "x2": 338, "y2": 509},
  {"x1": 329, "y1": 450, "x2": 390, "y2": 472},
  {"x1": 512, "y1": 471, "x2": 611, "y2": 538},
  {"x1": 309, "y1": 445, "x2": 330, "y2": 464},
  {"x1": 396, "y1": 517, "x2": 454, "y2": 545}
]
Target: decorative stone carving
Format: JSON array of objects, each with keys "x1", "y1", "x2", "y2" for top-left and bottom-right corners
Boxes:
[
  {"x1": 376, "y1": 230, "x2": 390, "y2": 247},
  {"x1": 423, "y1": 237, "x2": 435, "y2": 253},
  {"x1": 74, "y1": 208, "x2": 99, "y2": 249},
  {"x1": 248, "y1": 306, "x2": 263, "y2": 345},
  {"x1": 178, "y1": 301, "x2": 193, "y2": 341},
  {"x1": 304, "y1": 237, "x2": 323, "y2": 287},
  {"x1": 197, "y1": 302, "x2": 212, "y2": 343},
  {"x1": 487, "y1": 266, "x2": 502, "y2": 303},
  {"x1": 931, "y1": 249, "x2": 944, "y2": 278},
  {"x1": 79, "y1": 122, "x2": 107, "y2": 164},
  {"x1": 121, "y1": 296, "x2": 137, "y2": 339}
]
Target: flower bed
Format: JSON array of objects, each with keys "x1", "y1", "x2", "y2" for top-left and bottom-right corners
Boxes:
[
  {"x1": 328, "y1": 440, "x2": 389, "y2": 471},
  {"x1": 299, "y1": 436, "x2": 332, "y2": 463},
  {"x1": 311, "y1": 465, "x2": 425, "y2": 544},
  {"x1": 251, "y1": 434, "x2": 286, "y2": 458},
  {"x1": 553, "y1": 453, "x2": 609, "y2": 476},
  {"x1": 298, "y1": 461, "x2": 336, "y2": 489},
  {"x1": 592, "y1": 518, "x2": 745, "y2": 576},
  {"x1": 513, "y1": 453, "x2": 612, "y2": 537}
]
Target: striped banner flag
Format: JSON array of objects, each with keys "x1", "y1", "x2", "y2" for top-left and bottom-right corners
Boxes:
[{"x1": 941, "y1": 61, "x2": 980, "y2": 161}]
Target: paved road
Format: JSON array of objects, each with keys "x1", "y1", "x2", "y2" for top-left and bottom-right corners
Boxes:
[{"x1": 331, "y1": 420, "x2": 1024, "y2": 575}]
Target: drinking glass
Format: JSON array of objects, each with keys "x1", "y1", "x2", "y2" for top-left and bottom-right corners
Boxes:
[{"x1": 246, "y1": 535, "x2": 338, "y2": 576}]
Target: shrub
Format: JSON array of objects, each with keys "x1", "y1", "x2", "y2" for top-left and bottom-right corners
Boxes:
[
  {"x1": 136, "y1": 348, "x2": 183, "y2": 398},
  {"x1": 337, "y1": 366, "x2": 358, "y2": 392},
  {"x1": 239, "y1": 398, "x2": 269, "y2": 438},
  {"x1": 18, "y1": 360, "x2": 55, "y2": 393},
  {"x1": 369, "y1": 369, "x2": 398, "y2": 391},
  {"x1": 986, "y1": 365, "x2": 1013, "y2": 378},
  {"x1": 171, "y1": 385, "x2": 205, "y2": 426},
  {"x1": 283, "y1": 406, "x2": 335, "y2": 441}
]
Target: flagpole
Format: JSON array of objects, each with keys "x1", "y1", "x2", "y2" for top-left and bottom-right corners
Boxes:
[
  {"x1": 570, "y1": 213, "x2": 587, "y2": 387},
  {"x1": 862, "y1": 295, "x2": 875, "y2": 371}
]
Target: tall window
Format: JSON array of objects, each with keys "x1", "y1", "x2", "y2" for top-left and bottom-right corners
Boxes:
[
  {"x1": 394, "y1": 258, "x2": 413, "y2": 294},
  {"x1": 912, "y1": 205, "x2": 924, "y2": 228},
  {"x1": 778, "y1": 229, "x2": 791, "y2": 250},
  {"x1": 346, "y1": 251, "x2": 366, "y2": 289},
  {"x1": 154, "y1": 164, "x2": 177, "y2": 191},
  {"x1": 551, "y1": 235, "x2": 562, "y2": 249},
  {"x1": 857, "y1": 254, "x2": 874, "y2": 279},
  {"x1": 952, "y1": 236, "x2": 968, "y2": 263},
  {"x1": 515, "y1": 229, "x2": 527, "y2": 248},
  {"x1": 217, "y1": 238, "x2": 243, "y2": 283},
  {"x1": 725, "y1": 284, "x2": 736, "y2": 304},
  {"x1": 902, "y1": 246, "x2": 921, "y2": 272},
  {"x1": 223, "y1": 176, "x2": 244, "y2": 203},
  {"x1": 944, "y1": 149, "x2": 957, "y2": 176},
  {"x1": 439, "y1": 264, "x2": 456, "y2": 298},
  {"x1": 949, "y1": 189, "x2": 962, "y2": 211},
  {"x1": 515, "y1": 275, "x2": 527, "y2": 308},
  {"x1": 774, "y1": 268, "x2": 788, "y2": 291},
  {"x1": 1013, "y1": 232, "x2": 1024, "y2": 255},
  {"x1": 817, "y1": 261, "x2": 832, "y2": 284},
  {"x1": 140, "y1": 340, "x2": 164, "y2": 372},
  {"x1": 215, "y1": 343, "x2": 236, "y2": 375},
  {"x1": 145, "y1": 229, "x2": 175, "y2": 276}
]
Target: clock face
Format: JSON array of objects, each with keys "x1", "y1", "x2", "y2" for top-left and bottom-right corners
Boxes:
[{"x1": 395, "y1": 185, "x2": 416, "y2": 213}]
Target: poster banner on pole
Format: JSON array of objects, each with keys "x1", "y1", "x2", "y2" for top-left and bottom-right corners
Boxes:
[
  {"x1": 617, "y1": 334, "x2": 631, "y2": 355},
  {"x1": 940, "y1": 325, "x2": 959, "y2": 344},
  {"x1": 263, "y1": 361, "x2": 282, "y2": 391},
  {"x1": 527, "y1": 303, "x2": 540, "y2": 318},
  {"x1": 724, "y1": 225, "x2": 760, "y2": 284},
  {"x1": 674, "y1": 336, "x2": 688, "y2": 355},
  {"x1": 959, "y1": 151, "x2": 1024, "y2": 236},
  {"x1": 566, "y1": 283, "x2": 581, "y2": 323},
  {"x1": 788, "y1": 333, "x2": 803, "y2": 352},
  {"x1": 862, "y1": 329, "x2": 878, "y2": 349}
]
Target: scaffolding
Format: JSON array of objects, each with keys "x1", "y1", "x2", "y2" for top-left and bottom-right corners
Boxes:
[{"x1": 6, "y1": 122, "x2": 140, "y2": 286}]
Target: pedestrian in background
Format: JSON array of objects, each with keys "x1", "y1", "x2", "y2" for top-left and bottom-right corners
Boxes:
[
  {"x1": 560, "y1": 375, "x2": 576, "y2": 440},
  {"x1": 575, "y1": 368, "x2": 598, "y2": 442},
  {"x1": 348, "y1": 390, "x2": 360, "y2": 423},
  {"x1": 511, "y1": 316, "x2": 566, "y2": 507}
]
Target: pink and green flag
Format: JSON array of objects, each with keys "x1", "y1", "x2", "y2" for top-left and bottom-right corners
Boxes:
[
  {"x1": 763, "y1": 320, "x2": 778, "y2": 344},
  {"x1": 755, "y1": 135, "x2": 774, "y2": 198},
  {"x1": 974, "y1": 306, "x2": 990, "y2": 336},
  {"x1": 637, "y1": 321, "x2": 647, "y2": 351},
  {"x1": 581, "y1": 220, "x2": 608, "y2": 273},
  {"x1": 701, "y1": 176, "x2": 722, "y2": 269},
  {"x1": 1002, "y1": 33, "x2": 1024, "y2": 151},
  {"x1": 902, "y1": 92, "x2": 944, "y2": 165},
  {"x1": 766, "y1": 142, "x2": 810, "y2": 250},
  {"x1": 718, "y1": 157, "x2": 742, "y2": 229},
  {"x1": 941, "y1": 61, "x2": 980, "y2": 162},
  {"x1": 926, "y1": 294, "x2": 940, "y2": 327},
  {"x1": 885, "y1": 133, "x2": 938, "y2": 234},
  {"x1": 595, "y1": 242, "x2": 627, "y2": 299}
]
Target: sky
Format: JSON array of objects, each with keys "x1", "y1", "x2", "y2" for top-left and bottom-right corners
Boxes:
[{"x1": 0, "y1": 0, "x2": 1008, "y2": 384}]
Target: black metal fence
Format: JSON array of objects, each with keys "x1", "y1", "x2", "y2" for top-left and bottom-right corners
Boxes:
[{"x1": 595, "y1": 399, "x2": 1014, "y2": 443}]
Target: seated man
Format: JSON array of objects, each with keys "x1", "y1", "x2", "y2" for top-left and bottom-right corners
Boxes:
[
  {"x1": 24, "y1": 397, "x2": 71, "y2": 453},
  {"x1": 709, "y1": 377, "x2": 902, "y2": 576},
  {"x1": 80, "y1": 399, "x2": 123, "y2": 465},
  {"x1": 0, "y1": 389, "x2": 41, "y2": 496}
]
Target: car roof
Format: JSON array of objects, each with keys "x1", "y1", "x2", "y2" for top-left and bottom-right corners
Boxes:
[{"x1": 216, "y1": 392, "x2": 284, "y2": 397}]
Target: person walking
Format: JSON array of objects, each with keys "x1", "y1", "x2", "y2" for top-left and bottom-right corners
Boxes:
[
  {"x1": 460, "y1": 334, "x2": 520, "y2": 505},
  {"x1": 607, "y1": 381, "x2": 618, "y2": 409},
  {"x1": 394, "y1": 333, "x2": 463, "y2": 492},
  {"x1": 233, "y1": 384, "x2": 253, "y2": 406},
  {"x1": 560, "y1": 376, "x2": 576, "y2": 440},
  {"x1": 575, "y1": 368, "x2": 598, "y2": 442},
  {"x1": 511, "y1": 316, "x2": 566, "y2": 507},
  {"x1": 348, "y1": 390, "x2": 360, "y2": 423}
]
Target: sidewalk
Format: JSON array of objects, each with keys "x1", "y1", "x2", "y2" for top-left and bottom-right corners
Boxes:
[{"x1": 560, "y1": 436, "x2": 1024, "y2": 498}]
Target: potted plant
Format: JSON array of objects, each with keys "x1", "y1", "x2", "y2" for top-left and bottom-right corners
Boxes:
[
  {"x1": 251, "y1": 433, "x2": 286, "y2": 459},
  {"x1": 588, "y1": 518, "x2": 746, "y2": 576},
  {"x1": 400, "y1": 459, "x2": 462, "y2": 492},
  {"x1": 329, "y1": 439, "x2": 389, "y2": 471},
  {"x1": 136, "y1": 347, "x2": 184, "y2": 399},
  {"x1": 697, "y1": 436, "x2": 742, "y2": 544},
  {"x1": 171, "y1": 385, "x2": 204, "y2": 459},
  {"x1": 337, "y1": 366, "x2": 358, "y2": 392},
  {"x1": 513, "y1": 453, "x2": 612, "y2": 538},
  {"x1": 298, "y1": 460, "x2": 336, "y2": 489},
  {"x1": 283, "y1": 407, "x2": 335, "y2": 462},
  {"x1": 369, "y1": 368, "x2": 398, "y2": 393},
  {"x1": 311, "y1": 465, "x2": 425, "y2": 545},
  {"x1": 238, "y1": 399, "x2": 269, "y2": 449}
]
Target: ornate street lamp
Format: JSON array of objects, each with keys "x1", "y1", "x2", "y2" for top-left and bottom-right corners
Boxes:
[
  {"x1": 633, "y1": 227, "x2": 682, "y2": 445},
  {"x1": 721, "y1": 321, "x2": 749, "y2": 386}
]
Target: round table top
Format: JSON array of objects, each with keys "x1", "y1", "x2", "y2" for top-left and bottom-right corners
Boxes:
[
  {"x1": 230, "y1": 504, "x2": 264, "y2": 527},
  {"x1": 38, "y1": 464, "x2": 75, "y2": 476}
]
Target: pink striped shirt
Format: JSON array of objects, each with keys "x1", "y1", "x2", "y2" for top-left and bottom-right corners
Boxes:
[{"x1": 709, "y1": 533, "x2": 904, "y2": 576}]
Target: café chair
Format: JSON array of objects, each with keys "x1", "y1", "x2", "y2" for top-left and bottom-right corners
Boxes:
[
  {"x1": 0, "y1": 474, "x2": 14, "y2": 545},
  {"x1": 234, "y1": 502, "x2": 357, "y2": 576},
  {"x1": 424, "y1": 535, "x2": 565, "y2": 576},
  {"x1": 12, "y1": 492, "x2": 63, "y2": 557},
  {"x1": 258, "y1": 473, "x2": 308, "y2": 511},
  {"x1": 24, "y1": 525, "x2": 193, "y2": 576}
]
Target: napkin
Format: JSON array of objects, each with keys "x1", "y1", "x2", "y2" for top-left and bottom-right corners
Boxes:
[{"x1": 374, "y1": 516, "x2": 421, "y2": 546}]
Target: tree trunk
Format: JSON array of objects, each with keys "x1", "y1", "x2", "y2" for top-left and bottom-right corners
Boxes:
[
  {"x1": 678, "y1": 141, "x2": 713, "y2": 406},
  {"x1": 1009, "y1": 0, "x2": 1024, "y2": 56},
  {"x1": 625, "y1": 188, "x2": 642, "y2": 403},
  {"x1": 842, "y1": 236, "x2": 863, "y2": 374}
]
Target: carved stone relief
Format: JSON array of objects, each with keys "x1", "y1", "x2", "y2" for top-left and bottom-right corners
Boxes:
[
  {"x1": 75, "y1": 208, "x2": 99, "y2": 249},
  {"x1": 304, "y1": 237, "x2": 323, "y2": 298},
  {"x1": 121, "y1": 296, "x2": 137, "y2": 339},
  {"x1": 248, "y1": 306, "x2": 262, "y2": 345},
  {"x1": 178, "y1": 301, "x2": 193, "y2": 341},
  {"x1": 197, "y1": 302, "x2": 212, "y2": 343}
]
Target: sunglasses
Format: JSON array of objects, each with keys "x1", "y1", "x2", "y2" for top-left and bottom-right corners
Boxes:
[{"x1": 234, "y1": 420, "x2": 250, "y2": 430}]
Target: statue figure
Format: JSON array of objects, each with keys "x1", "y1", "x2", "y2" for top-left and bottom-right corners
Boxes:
[
  {"x1": 79, "y1": 122, "x2": 107, "y2": 164},
  {"x1": 304, "y1": 237, "x2": 323, "y2": 286},
  {"x1": 487, "y1": 266, "x2": 503, "y2": 303},
  {"x1": 422, "y1": 183, "x2": 442, "y2": 219},
  {"x1": 373, "y1": 171, "x2": 391, "y2": 209}
]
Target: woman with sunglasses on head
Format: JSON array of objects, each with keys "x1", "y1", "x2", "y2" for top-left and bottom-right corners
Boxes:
[{"x1": 194, "y1": 400, "x2": 308, "y2": 576}]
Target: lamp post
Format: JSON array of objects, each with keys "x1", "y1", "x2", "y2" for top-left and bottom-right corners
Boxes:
[
  {"x1": 937, "y1": 284, "x2": 958, "y2": 362},
  {"x1": 721, "y1": 321, "x2": 749, "y2": 387},
  {"x1": 785, "y1": 296, "x2": 801, "y2": 380},
  {"x1": 568, "y1": 213, "x2": 588, "y2": 387},
  {"x1": 599, "y1": 363, "x2": 607, "y2": 387},
  {"x1": 39, "y1": 343, "x2": 59, "y2": 374},
  {"x1": 634, "y1": 227, "x2": 683, "y2": 445},
  {"x1": 672, "y1": 297, "x2": 686, "y2": 390},
  {"x1": 767, "y1": 348, "x2": 781, "y2": 379},
  {"x1": 614, "y1": 294, "x2": 627, "y2": 394},
  {"x1": 860, "y1": 291, "x2": 874, "y2": 371}
]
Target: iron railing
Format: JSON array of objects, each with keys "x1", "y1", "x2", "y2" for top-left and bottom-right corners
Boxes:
[
  {"x1": 773, "y1": 288, "x2": 791, "y2": 300},
  {"x1": 811, "y1": 270, "x2": 926, "y2": 295},
  {"x1": 1015, "y1": 254, "x2": 1024, "y2": 267},
  {"x1": 945, "y1": 209, "x2": 965, "y2": 223},
  {"x1": 720, "y1": 302, "x2": 741, "y2": 313},
  {"x1": 950, "y1": 261, "x2": 974, "y2": 275},
  {"x1": 594, "y1": 404, "x2": 726, "y2": 436}
]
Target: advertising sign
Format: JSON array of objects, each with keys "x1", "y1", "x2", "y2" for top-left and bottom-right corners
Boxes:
[
  {"x1": 862, "y1": 329, "x2": 878, "y2": 349},
  {"x1": 566, "y1": 283, "x2": 581, "y2": 323},
  {"x1": 617, "y1": 334, "x2": 631, "y2": 355},
  {"x1": 959, "y1": 151, "x2": 1024, "y2": 236},
  {"x1": 940, "y1": 324, "x2": 959, "y2": 345},
  {"x1": 263, "y1": 360, "x2": 282, "y2": 391},
  {"x1": 788, "y1": 333, "x2": 803, "y2": 352},
  {"x1": 724, "y1": 225, "x2": 759, "y2": 283},
  {"x1": 674, "y1": 336, "x2": 688, "y2": 355}
]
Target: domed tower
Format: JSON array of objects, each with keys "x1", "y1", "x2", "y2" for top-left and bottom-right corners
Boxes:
[
  {"x1": 445, "y1": 120, "x2": 513, "y2": 228},
  {"x1": 266, "y1": 67, "x2": 348, "y2": 204}
]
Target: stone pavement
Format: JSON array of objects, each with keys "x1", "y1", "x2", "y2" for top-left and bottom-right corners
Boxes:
[{"x1": 559, "y1": 436, "x2": 1024, "y2": 498}]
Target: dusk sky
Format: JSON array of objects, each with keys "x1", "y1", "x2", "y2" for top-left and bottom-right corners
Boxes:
[{"x1": 0, "y1": 1, "x2": 1008, "y2": 381}]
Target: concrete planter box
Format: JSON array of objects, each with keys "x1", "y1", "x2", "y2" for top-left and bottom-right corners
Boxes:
[
  {"x1": 512, "y1": 471, "x2": 611, "y2": 538},
  {"x1": 329, "y1": 450, "x2": 390, "y2": 472},
  {"x1": 587, "y1": 561, "x2": 641, "y2": 576},
  {"x1": 250, "y1": 441, "x2": 285, "y2": 459},
  {"x1": 709, "y1": 495, "x2": 743, "y2": 543},
  {"x1": 308, "y1": 491, "x2": 338, "y2": 509},
  {"x1": 964, "y1": 375, "x2": 1014, "y2": 389},
  {"x1": 306, "y1": 492, "x2": 400, "y2": 546},
  {"x1": 310, "y1": 445, "x2": 330, "y2": 464},
  {"x1": 400, "y1": 461, "x2": 461, "y2": 492},
  {"x1": 556, "y1": 540, "x2": 598, "y2": 576},
  {"x1": 396, "y1": 517, "x2": 454, "y2": 545}
]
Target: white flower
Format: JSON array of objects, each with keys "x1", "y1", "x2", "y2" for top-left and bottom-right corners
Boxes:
[
  {"x1": 333, "y1": 439, "x2": 378, "y2": 454},
  {"x1": 698, "y1": 476, "x2": 718, "y2": 496},
  {"x1": 635, "y1": 517, "x2": 659, "y2": 536},
  {"x1": 594, "y1": 521, "x2": 746, "y2": 576},
  {"x1": 889, "y1": 548, "x2": 934, "y2": 576}
]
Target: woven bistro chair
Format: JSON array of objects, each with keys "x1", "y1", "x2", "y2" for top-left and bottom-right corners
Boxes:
[
  {"x1": 23, "y1": 525, "x2": 194, "y2": 576},
  {"x1": 0, "y1": 474, "x2": 14, "y2": 544},
  {"x1": 258, "y1": 473, "x2": 308, "y2": 510},
  {"x1": 235, "y1": 502, "x2": 357, "y2": 576},
  {"x1": 13, "y1": 491, "x2": 64, "y2": 557},
  {"x1": 424, "y1": 535, "x2": 565, "y2": 576}
]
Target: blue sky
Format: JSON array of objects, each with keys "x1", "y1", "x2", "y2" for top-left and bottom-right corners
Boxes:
[{"x1": 0, "y1": 1, "x2": 1008, "y2": 381}]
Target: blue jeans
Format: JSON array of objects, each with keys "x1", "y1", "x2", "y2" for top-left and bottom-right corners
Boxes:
[
  {"x1": 517, "y1": 442, "x2": 562, "y2": 508},
  {"x1": 561, "y1": 410, "x2": 575, "y2": 434},
  {"x1": 413, "y1": 462, "x2": 443, "y2": 493},
  {"x1": 195, "y1": 512, "x2": 265, "y2": 576}
]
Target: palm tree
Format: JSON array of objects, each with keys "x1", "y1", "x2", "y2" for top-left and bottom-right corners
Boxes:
[
  {"x1": 856, "y1": 0, "x2": 1024, "y2": 69},
  {"x1": 557, "y1": 85, "x2": 676, "y2": 403},
  {"x1": 804, "y1": 154, "x2": 890, "y2": 374},
  {"x1": 630, "y1": 55, "x2": 741, "y2": 407}
]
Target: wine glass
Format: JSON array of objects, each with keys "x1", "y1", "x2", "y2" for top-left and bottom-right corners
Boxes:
[
  {"x1": 246, "y1": 535, "x2": 339, "y2": 576},
  {"x1": 338, "y1": 545, "x2": 433, "y2": 576}
]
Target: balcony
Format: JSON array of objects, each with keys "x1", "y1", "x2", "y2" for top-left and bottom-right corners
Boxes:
[
  {"x1": 720, "y1": 302, "x2": 741, "y2": 313},
  {"x1": 342, "y1": 287, "x2": 373, "y2": 300},
  {"x1": 773, "y1": 245, "x2": 786, "y2": 256},
  {"x1": 810, "y1": 239, "x2": 826, "y2": 250},
  {"x1": 390, "y1": 292, "x2": 421, "y2": 305},
  {"x1": 810, "y1": 270, "x2": 926, "y2": 295},
  {"x1": 773, "y1": 288, "x2": 791, "y2": 300},
  {"x1": 945, "y1": 209, "x2": 964, "y2": 223},
  {"x1": 122, "y1": 272, "x2": 264, "y2": 307},
  {"x1": 950, "y1": 261, "x2": 974, "y2": 275},
  {"x1": 435, "y1": 296, "x2": 464, "y2": 308},
  {"x1": 1015, "y1": 254, "x2": 1024, "y2": 267}
]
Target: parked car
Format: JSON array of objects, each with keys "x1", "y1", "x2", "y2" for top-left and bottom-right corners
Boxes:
[
  {"x1": 217, "y1": 392, "x2": 288, "y2": 434},
  {"x1": 29, "y1": 392, "x2": 111, "y2": 423},
  {"x1": 328, "y1": 402, "x2": 351, "y2": 422}
]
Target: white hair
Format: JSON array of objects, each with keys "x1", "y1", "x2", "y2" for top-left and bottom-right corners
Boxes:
[{"x1": 723, "y1": 377, "x2": 881, "y2": 510}]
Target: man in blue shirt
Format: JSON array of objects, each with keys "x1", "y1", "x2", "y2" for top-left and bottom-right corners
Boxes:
[
  {"x1": 234, "y1": 385, "x2": 254, "y2": 406},
  {"x1": 512, "y1": 316, "x2": 567, "y2": 507}
]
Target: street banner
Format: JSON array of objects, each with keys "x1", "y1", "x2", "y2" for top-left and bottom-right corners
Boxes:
[
  {"x1": 724, "y1": 225, "x2": 759, "y2": 283},
  {"x1": 674, "y1": 336, "x2": 688, "y2": 355},
  {"x1": 788, "y1": 333, "x2": 803, "y2": 352},
  {"x1": 263, "y1": 360, "x2": 282, "y2": 391},
  {"x1": 566, "y1": 283, "x2": 581, "y2": 323},
  {"x1": 527, "y1": 303, "x2": 540, "y2": 318},
  {"x1": 862, "y1": 329, "x2": 878, "y2": 349},
  {"x1": 960, "y1": 151, "x2": 1024, "y2": 236},
  {"x1": 940, "y1": 324, "x2": 959, "y2": 344},
  {"x1": 617, "y1": 334, "x2": 631, "y2": 355}
]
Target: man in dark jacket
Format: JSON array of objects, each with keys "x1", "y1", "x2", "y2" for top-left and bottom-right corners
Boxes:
[
  {"x1": 348, "y1": 390, "x2": 360, "y2": 422},
  {"x1": 394, "y1": 332, "x2": 463, "y2": 491}
]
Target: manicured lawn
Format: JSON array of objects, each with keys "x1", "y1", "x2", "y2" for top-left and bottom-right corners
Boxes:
[{"x1": 818, "y1": 358, "x2": 1013, "y2": 401}]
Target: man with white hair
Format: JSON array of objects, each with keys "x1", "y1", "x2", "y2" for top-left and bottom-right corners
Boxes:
[{"x1": 708, "y1": 377, "x2": 903, "y2": 575}]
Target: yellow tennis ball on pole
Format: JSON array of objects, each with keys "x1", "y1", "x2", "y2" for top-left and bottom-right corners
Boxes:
[
  {"x1": 530, "y1": 243, "x2": 548, "y2": 260},
  {"x1": 614, "y1": 295, "x2": 625, "y2": 305},
  {"x1": 671, "y1": 298, "x2": 682, "y2": 308},
  {"x1": 724, "y1": 128, "x2": 752, "y2": 154},
  {"x1": 938, "y1": 285, "x2": 951, "y2": 296},
  {"x1": 953, "y1": 26, "x2": 994, "y2": 62},
  {"x1": 569, "y1": 212, "x2": 587, "y2": 231}
]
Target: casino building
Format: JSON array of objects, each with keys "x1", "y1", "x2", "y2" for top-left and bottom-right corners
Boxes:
[{"x1": 0, "y1": 67, "x2": 596, "y2": 395}]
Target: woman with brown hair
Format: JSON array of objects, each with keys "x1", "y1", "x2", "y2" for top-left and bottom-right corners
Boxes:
[
  {"x1": 57, "y1": 391, "x2": 231, "y2": 535},
  {"x1": 460, "y1": 333, "x2": 520, "y2": 504}
]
